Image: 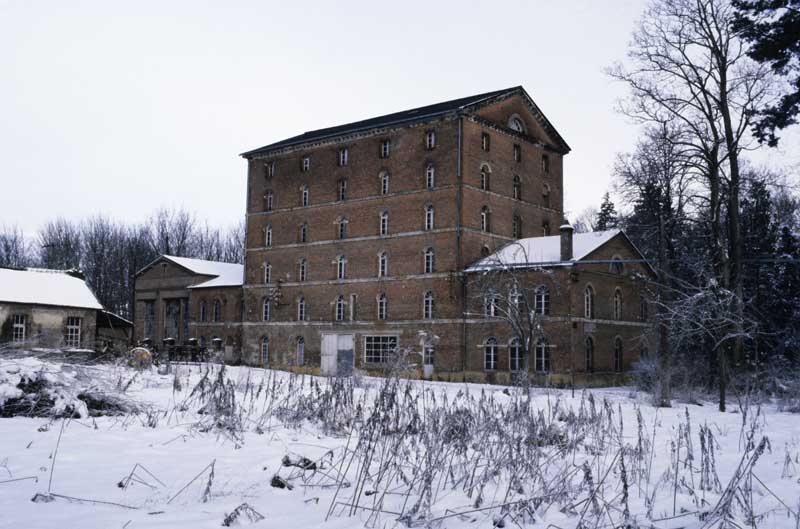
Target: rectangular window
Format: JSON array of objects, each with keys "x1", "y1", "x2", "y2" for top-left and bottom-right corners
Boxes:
[
  {"x1": 350, "y1": 294, "x2": 358, "y2": 320},
  {"x1": 144, "y1": 302, "x2": 155, "y2": 337},
  {"x1": 338, "y1": 179, "x2": 347, "y2": 201},
  {"x1": 424, "y1": 345, "x2": 434, "y2": 366},
  {"x1": 301, "y1": 156, "x2": 310, "y2": 172},
  {"x1": 380, "y1": 139, "x2": 390, "y2": 159},
  {"x1": 425, "y1": 130, "x2": 436, "y2": 150},
  {"x1": 338, "y1": 148, "x2": 349, "y2": 167},
  {"x1": 481, "y1": 132, "x2": 490, "y2": 151},
  {"x1": 364, "y1": 335, "x2": 398, "y2": 364},
  {"x1": 513, "y1": 144, "x2": 521, "y2": 162},
  {"x1": 265, "y1": 161, "x2": 275, "y2": 178},
  {"x1": 12, "y1": 314, "x2": 26, "y2": 343},
  {"x1": 542, "y1": 154, "x2": 550, "y2": 174},
  {"x1": 65, "y1": 316, "x2": 82, "y2": 348}
]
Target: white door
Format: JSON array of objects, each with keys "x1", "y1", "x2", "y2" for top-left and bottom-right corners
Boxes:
[
  {"x1": 321, "y1": 333, "x2": 338, "y2": 376},
  {"x1": 336, "y1": 334, "x2": 354, "y2": 376}
]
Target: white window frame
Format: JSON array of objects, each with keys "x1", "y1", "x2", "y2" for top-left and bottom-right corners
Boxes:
[
  {"x1": 480, "y1": 207, "x2": 490, "y2": 232},
  {"x1": 380, "y1": 171, "x2": 390, "y2": 195},
  {"x1": 299, "y1": 223, "x2": 308, "y2": 243},
  {"x1": 336, "y1": 256, "x2": 346, "y2": 280},
  {"x1": 264, "y1": 262, "x2": 271, "y2": 283},
  {"x1": 377, "y1": 293, "x2": 387, "y2": 320},
  {"x1": 424, "y1": 248, "x2": 434, "y2": 274},
  {"x1": 265, "y1": 161, "x2": 275, "y2": 178},
  {"x1": 338, "y1": 178, "x2": 347, "y2": 200},
  {"x1": 302, "y1": 156, "x2": 310, "y2": 172},
  {"x1": 12, "y1": 314, "x2": 26, "y2": 343},
  {"x1": 298, "y1": 259, "x2": 307, "y2": 281},
  {"x1": 584, "y1": 286, "x2": 594, "y2": 319},
  {"x1": 425, "y1": 205, "x2": 434, "y2": 231},
  {"x1": 378, "y1": 252, "x2": 387, "y2": 278},
  {"x1": 614, "y1": 289, "x2": 623, "y2": 320},
  {"x1": 301, "y1": 185, "x2": 309, "y2": 207},
  {"x1": 379, "y1": 211, "x2": 389, "y2": 236},
  {"x1": 262, "y1": 299, "x2": 271, "y2": 321},
  {"x1": 261, "y1": 337, "x2": 269, "y2": 364},
  {"x1": 266, "y1": 191, "x2": 274, "y2": 211},
  {"x1": 65, "y1": 316, "x2": 81, "y2": 348},
  {"x1": 423, "y1": 292, "x2": 434, "y2": 319},
  {"x1": 484, "y1": 338, "x2": 498, "y2": 371},
  {"x1": 339, "y1": 148, "x2": 348, "y2": 166},
  {"x1": 535, "y1": 285, "x2": 549, "y2": 315},
  {"x1": 425, "y1": 130, "x2": 436, "y2": 149},
  {"x1": 535, "y1": 339, "x2": 550, "y2": 373},
  {"x1": 509, "y1": 338, "x2": 523, "y2": 372},
  {"x1": 381, "y1": 140, "x2": 390, "y2": 159},
  {"x1": 265, "y1": 225, "x2": 272, "y2": 247},
  {"x1": 426, "y1": 164, "x2": 435, "y2": 189},
  {"x1": 364, "y1": 335, "x2": 398, "y2": 364},
  {"x1": 297, "y1": 297, "x2": 306, "y2": 321},
  {"x1": 335, "y1": 296, "x2": 345, "y2": 321}
]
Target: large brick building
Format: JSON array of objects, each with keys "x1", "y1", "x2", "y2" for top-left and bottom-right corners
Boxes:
[{"x1": 235, "y1": 86, "x2": 653, "y2": 383}]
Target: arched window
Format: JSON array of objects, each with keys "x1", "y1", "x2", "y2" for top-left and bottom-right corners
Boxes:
[
  {"x1": 337, "y1": 218, "x2": 347, "y2": 239},
  {"x1": 480, "y1": 165, "x2": 490, "y2": 191},
  {"x1": 426, "y1": 164, "x2": 435, "y2": 189},
  {"x1": 260, "y1": 336, "x2": 269, "y2": 365},
  {"x1": 379, "y1": 211, "x2": 389, "y2": 236},
  {"x1": 484, "y1": 293, "x2": 499, "y2": 318},
  {"x1": 336, "y1": 255, "x2": 346, "y2": 280},
  {"x1": 584, "y1": 286, "x2": 595, "y2": 319},
  {"x1": 380, "y1": 171, "x2": 390, "y2": 195},
  {"x1": 199, "y1": 301, "x2": 207, "y2": 322},
  {"x1": 213, "y1": 300, "x2": 221, "y2": 322},
  {"x1": 262, "y1": 299, "x2": 270, "y2": 321},
  {"x1": 480, "y1": 206, "x2": 490, "y2": 232},
  {"x1": 535, "y1": 285, "x2": 550, "y2": 315},
  {"x1": 610, "y1": 256, "x2": 624, "y2": 275},
  {"x1": 510, "y1": 285, "x2": 523, "y2": 309},
  {"x1": 425, "y1": 205, "x2": 435, "y2": 231},
  {"x1": 299, "y1": 223, "x2": 308, "y2": 243},
  {"x1": 509, "y1": 338, "x2": 522, "y2": 372},
  {"x1": 484, "y1": 338, "x2": 498, "y2": 371},
  {"x1": 423, "y1": 291, "x2": 434, "y2": 319},
  {"x1": 424, "y1": 247, "x2": 435, "y2": 274},
  {"x1": 298, "y1": 258, "x2": 307, "y2": 282},
  {"x1": 585, "y1": 337, "x2": 594, "y2": 373},
  {"x1": 614, "y1": 337, "x2": 623, "y2": 372},
  {"x1": 296, "y1": 336, "x2": 305, "y2": 365},
  {"x1": 377, "y1": 293, "x2": 387, "y2": 320},
  {"x1": 265, "y1": 191, "x2": 274, "y2": 211},
  {"x1": 265, "y1": 161, "x2": 275, "y2": 179},
  {"x1": 301, "y1": 185, "x2": 309, "y2": 207},
  {"x1": 513, "y1": 175, "x2": 521, "y2": 200},
  {"x1": 512, "y1": 215, "x2": 522, "y2": 239},
  {"x1": 378, "y1": 251, "x2": 388, "y2": 277},
  {"x1": 542, "y1": 184, "x2": 551, "y2": 209},
  {"x1": 264, "y1": 262, "x2": 271, "y2": 284},
  {"x1": 613, "y1": 288, "x2": 623, "y2": 320},
  {"x1": 297, "y1": 297, "x2": 306, "y2": 321},
  {"x1": 335, "y1": 295, "x2": 345, "y2": 321},
  {"x1": 338, "y1": 178, "x2": 347, "y2": 200},
  {"x1": 265, "y1": 225, "x2": 273, "y2": 247},
  {"x1": 535, "y1": 338, "x2": 550, "y2": 373}
]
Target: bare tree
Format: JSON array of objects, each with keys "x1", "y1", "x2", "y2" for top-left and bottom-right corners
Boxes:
[
  {"x1": 0, "y1": 225, "x2": 31, "y2": 268},
  {"x1": 38, "y1": 218, "x2": 82, "y2": 270},
  {"x1": 145, "y1": 208, "x2": 196, "y2": 256}
]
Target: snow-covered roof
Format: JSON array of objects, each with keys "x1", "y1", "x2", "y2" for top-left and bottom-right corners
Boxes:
[
  {"x1": 0, "y1": 268, "x2": 103, "y2": 310},
  {"x1": 466, "y1": 230, "x2": 621, "y2": 272},
  {"x1": 159, "y1": 255, "x2": 244, "y2": 289}
]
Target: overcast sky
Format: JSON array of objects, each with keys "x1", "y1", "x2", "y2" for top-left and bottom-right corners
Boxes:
[{"x1": 2, "y1": 0, "x2": 798, "y2": 235}]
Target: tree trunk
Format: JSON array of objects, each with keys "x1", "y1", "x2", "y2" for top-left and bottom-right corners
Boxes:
[{"x1": 657, "y1": 211, "x2": 672, "y2": 407}]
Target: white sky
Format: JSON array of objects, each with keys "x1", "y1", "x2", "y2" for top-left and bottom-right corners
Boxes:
[{"x1": 1, "y1": 0, "x2": 797, "y2": 235}]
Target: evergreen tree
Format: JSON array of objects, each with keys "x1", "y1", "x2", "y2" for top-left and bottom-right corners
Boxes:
[{"x1": 595, "y1": 192, "x2": 618, "y2": 231}]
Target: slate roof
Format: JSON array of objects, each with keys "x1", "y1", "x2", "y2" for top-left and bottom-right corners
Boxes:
[{"x1": 241, "y1": 86, "x2": 569, "y2": 157}]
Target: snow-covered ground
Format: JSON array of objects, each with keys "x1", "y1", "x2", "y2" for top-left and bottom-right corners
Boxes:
[{"x1": 1, "y1": 356, "x2": 799, "y2": 529}]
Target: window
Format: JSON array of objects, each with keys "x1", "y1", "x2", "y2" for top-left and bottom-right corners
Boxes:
[
  {"x1": 585, "y1": 337, "x2": 594, "y2": 373},
  {"x1": 484, "y1": 338, "x2": 498, "y2": 371},
  {"x1": 335, "y1": 295, "x2": 345, "y2": 321},
  {"x1": 480, "y1": 166, "x2": 490, "y2": 191},
  {"x1": 513, "y1": 175, "x2": 521, "y2": 200},
  {"x1": 265, "y1": 161, "x2": 275, "y2": 179},
  {"x1": 265, "y1": 191, "x2": 274, "y2": 211},
  {"x1": 535, "y1": 339, "x2": 550, "y2": 373},
  {"x1": 425, "y1": 130, "x2": 436, "y2": 149},
  {"x1": 296, "y1": 337, "x2": 305, "y2": 365},
  {"x1": 297, "y1": 297, "x2": 306, "y2": 321},
  {"x1": 65, "y1": 316, "x2": 81, "y2": 348},
  {"x1": 542, "y1": 184, "x2": 551, "y2": 208},
  {"x1": 338, "y1": 179, "x2": 347, "y2": 201},
  {"x1": 213, "y1": 300, "x2": 221, "y2": 322},
  {"x1": 509, "y1": 116, "x2": 525, "y2": 133},
  {"x1": 338, "y1": 148, "x2": 348, "y2": 167},
  {"x1": 12, "y1": 314, "x2": 25, "y2": 343},
  {"x1": 338, "y1": 218, "x2": 347, "y2": 239},
  {"x1": 336, "y1": 255, "x2": 346, "y2": 280},
  {"x1": 378, "y1": 252, "x2": 387, "y2": 277},
  {"x1": 299, "y1": 223, "x2": 308, "y2": 243},
  {"x1": 481, "y1": 245, "x2": 491, "y2": 257},
  {"x1": 509, "y1": 338, "x2": 522, "y2": 371},
  {"x1": 265, "y1": 225, "x2": 272, "y2": 247},
  {"x1": 301, "y1": 185, "x2": 309, "y2": 207},
  {"x1": 640, "y1": 296, "x2": 648, "y2": 321},
  {"x1": 264, "y1": 262, "x2": 271, "y2": 283},
  {"x1": 377, "y1": 293, "x2": 387, "y2": 320},
  {"x1": 380, "y1": 139, "x2": 391, "y2": 159},
  {"x1": 364, "y1": 335, "x2": 398, "y2": 364},
  {"x1": 424, "y1": 247, "x2": 435, "y2": 274},
  {"x1": 614, "y1": 289, "x2": 622, "y2": 320},
  {"x1": 199, "y1": 301, "x2": 206, "y2": 323},
  {"x1": 611, "y1": 257, "x2": 624, "y2": 275},
  {"x1": 298, "y1": 259, "x2": 307, "y2": 281},
  {"x1": 425, "y1": 205, "x2": 435, "y2": 231},
  {"x1": 535, "y1": 285, "x2": 550, "y2": 315},
  {"x1": 512, "y1": 215, "x2": 522, "y2": 239},
  {"x1": 424, "y1": 345, "x2": 434, "y2": 366},
  {"x1": 480, "y1": 206, "x2": 490, "y2": 232},
  {"x1": 542, "y1": 222, "x2": 551, "y2": 236},
  {"x1": 379, "y1": 211, "x2": 389, "y2": 236},
  {"x1": 614, "y1": 337, "x2": 623, "y2": 372},
  {"x1": 350, "y1": 294, "x2": 358, "y2": 320},
  {"x1": 260, "y1": 337, "x2": 269, "y2": 365},
  {"x1": 513, "y1": 144, "x2": 521, "y2": 162},
  {"x1": 426, "y1": 164, "x2": 435, "y2": 189},
  {"x1": 423, "y1": 291, "x2": 434, "y2": 319},
  {"x1": 301, "y1": 156, "x2": 310, "y2": 172},
  {"x1": 144, "y1": 301, "x2": 156, "y2": 337},
  {"x1": 542, "y1": 154, "x2": 550, "y2": 174},
  {"x1": 510, "y1": 285, "x2": 524, "y2": 310},
  {"x1": 262, "y1": 299, "x2": 271, "y2": 321},
  {"x1": 380, "y1": 171, "x2": 390, "y2": 195},
  {"x1": 484, "y1": 293, "x2": 500, "y2": 318},
  {"x1": 584, "y1": 286, "x2": 595, "y2": 319},
  {"x1": 481, "y1": 132, "x2": 490, "y2": 151}
]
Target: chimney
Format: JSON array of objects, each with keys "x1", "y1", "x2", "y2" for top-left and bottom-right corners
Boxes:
[{"x1": 560, "y1": 222, "x2": 574, "y2": 261}]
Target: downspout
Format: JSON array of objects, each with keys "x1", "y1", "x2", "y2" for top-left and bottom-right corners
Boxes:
[
  {"x1": 456, "y1": 115, "x2": 467, "y2": 375},
  {"x1": 241, "y1": 157, "x2": 252, "y2": 363}
]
